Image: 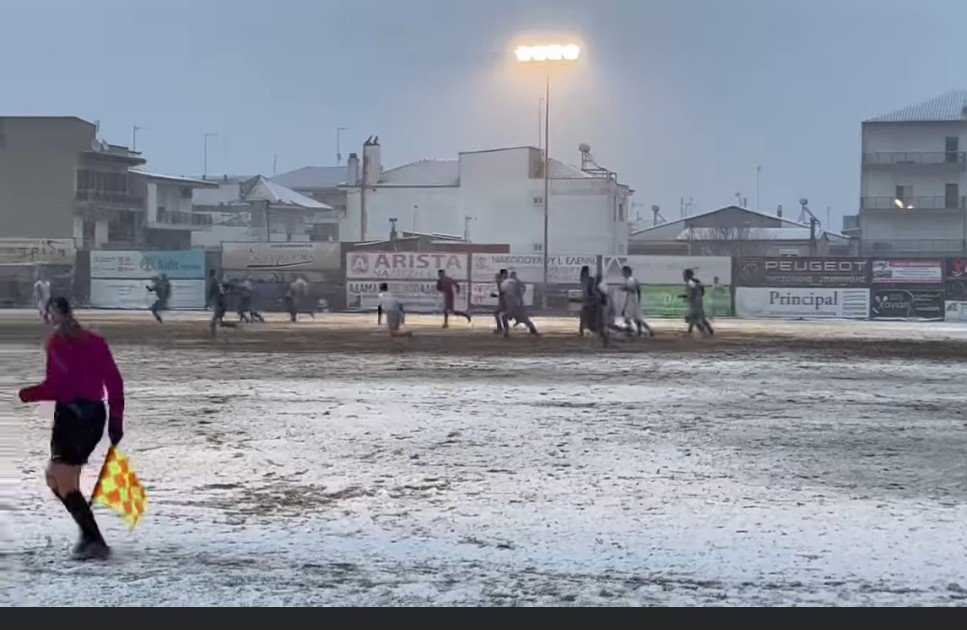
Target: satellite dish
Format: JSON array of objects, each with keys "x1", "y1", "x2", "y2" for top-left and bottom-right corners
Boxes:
[
  {"x1": 799, "y1": 198, "x2": 808, "y2": 206},
  {"x1": 578, "y1": 143, "x2": 591, "y2": 153}
]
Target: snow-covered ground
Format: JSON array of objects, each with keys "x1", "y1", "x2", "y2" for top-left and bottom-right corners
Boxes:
[{"x1": 2, "y1": 313, "x2": 966, "y2": 605}]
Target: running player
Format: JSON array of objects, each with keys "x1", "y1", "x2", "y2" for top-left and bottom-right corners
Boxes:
[
  {"x1": 501, "y1": 271, "x2": 539, "y2": 336},
  {"x1": 436, "y1": 269, "x2": 471, "y2": 328},
  {"x1": 620, "y1": 265, "x2": 654, "y2": 337},
  {"x1": 377, "y1": 282, "x2": 413, "y2": 337},
  {"x1": 17, "y1": 297, "x2": 124, "y2": 560},
  {"x1": 682, "y1": 268, "x2": 714, "y2": 337},
  {"x1": 491, "y1": 269, "x2": 509, "y2": 335},
  {"x1": 33, "y1": 272, "x2": 51, "y2": 324},
  {"x1": 147, "y1": 273, "x2": 171, "y2": 323}
]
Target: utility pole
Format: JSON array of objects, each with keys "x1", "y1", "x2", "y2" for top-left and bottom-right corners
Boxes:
[
  {"x1": 132, "y1": 125, "x2": 145, "y2": 151},
  {"x1": 272, "y1": 154, "x2": 278, "y2": 176},
  {"x1": 360, "y1": 144, "x2": 368, "y2": 241},
  {"x1": 203, "y1": 132, "x2": 218, "y2": 178},
  {"x1": 336, "y1": 127, "x2": 348, "y2": 165},
  {"x1": 755, "y1": 164, "x2": 762, "y2": 210}
]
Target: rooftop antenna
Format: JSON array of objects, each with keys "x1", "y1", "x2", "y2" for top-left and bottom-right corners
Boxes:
[{"x1": 651, "y1": 204, "x2": 666, "y2": 226}]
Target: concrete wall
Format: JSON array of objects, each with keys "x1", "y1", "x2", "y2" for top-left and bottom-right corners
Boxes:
[
  {"x1": 342, "y1": 147, "x2": 630, "y2": 253},
  {"x1": 0, "y1": 117, "x2": 94, "y2": 239}
]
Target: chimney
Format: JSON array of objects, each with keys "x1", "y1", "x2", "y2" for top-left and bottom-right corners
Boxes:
[
  {"x1": 363, "y1": 136, "x2": 382, "y2": 185},
  {"x1": 777, "y1": 204, "x2": 783, "y2": 218},
  {"x1": 346, "y1": 153, "x2": 360, "y2": 185}
]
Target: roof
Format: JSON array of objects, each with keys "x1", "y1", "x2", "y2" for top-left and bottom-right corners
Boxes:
[
  {"x1": 632, "y1": 205, "x2": 807, "y2": 236},
  {"x1": 129, "y1": 169, "x2": 217, "y2": 187},
  {"x1": 379, "y1": 160, "x2": 460, "y2": 186},
  {"x1": 242, "y1": 176, "x2": 331, "y2": 209},
  {"x1": 866, "y1": 90, "x2": 967, "y2": 123},
  {"x1": 271, "y1": 166, "x2": 346, "y2": 190},
  {"x1": 678, "y1": 227, "x2": 849, "y2": 241}
]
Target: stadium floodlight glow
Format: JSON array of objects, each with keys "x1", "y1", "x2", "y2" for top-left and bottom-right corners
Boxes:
[
  {"x1": 515, "y1": 44, "x2": 581, "y2": 63},
  {"x1": 894, "y1": 198, "x2": 905, "y2": 209}
]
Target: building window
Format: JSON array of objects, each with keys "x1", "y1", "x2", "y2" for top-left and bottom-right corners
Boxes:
[
  {"x1": 180, "y1": 187, "x2": 192, "y2": 199},
  {"x1": 896, "y1": 185, "x2": 911, "y2": 201},
  {"x1": 946, "y1": 183, "x2": 959, "y2": 209},
  {"x1": 947, "y1": 136, "x2": 960, "y2": 163}
]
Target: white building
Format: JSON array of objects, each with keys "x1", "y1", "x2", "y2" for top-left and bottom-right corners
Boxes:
[
  {"x1": 192, "y1": 175, "x2": 332, "y2": 248},
  {"x1": 341, "y1": 140, "x2": 632, "y2": 254},
  {"x1": 860, "y1": 90, "x2": 967, "y2": 256}
]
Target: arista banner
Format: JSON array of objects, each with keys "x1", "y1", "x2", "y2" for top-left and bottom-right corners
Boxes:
[
  {"x1": 735, "y1": 287, "x2": 870, "y2": 319},
  {"x1": 871, "y1": 259, "x2": 943, "y2": 285},
  {"x1": 346, "y1": 252, "x2": 468, "y2": 280},
  {"x1": 736, "y1": 257, "x2": 869, "y2": 287}
]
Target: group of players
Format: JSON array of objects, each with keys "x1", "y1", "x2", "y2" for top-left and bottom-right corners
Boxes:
[
  {"x1": 79, "y1": 262, "x2": 715, "y2": 342},
  {"x1": 375, "y1": 264, "x2": 714, "y2": 343}
]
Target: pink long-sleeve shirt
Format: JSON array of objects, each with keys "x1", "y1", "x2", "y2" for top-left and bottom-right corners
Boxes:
[{"x1": 19, "y1": 329, "x2": 124, "y2": 424}]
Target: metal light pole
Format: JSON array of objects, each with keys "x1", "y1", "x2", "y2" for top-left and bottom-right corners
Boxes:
[
  {"x1": 755, "y1": 164, "x2": 762, "y2": 210},
  {"x1": 336, "y1": 127, "x2": 348, "y2": 164},
  {"x1": 203, "y1": 132, "x2": 218, "y2": 178},
  {"x1": 132, "y1": 125, "x2": 145, "y2": 151},
  {"x1": 516, "y1": 43, "x2": 580, "y2": 310}
]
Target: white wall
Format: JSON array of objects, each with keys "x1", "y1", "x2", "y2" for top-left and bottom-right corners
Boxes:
[
  {"x1": 342, "y1": 147, "x2": 630, "y2": 253},
  {"x1": 863, "y1": 121, "x2": 965, "y2": 153}
]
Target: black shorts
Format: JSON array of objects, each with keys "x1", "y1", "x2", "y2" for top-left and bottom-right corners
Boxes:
[{"x1": 50, "y1": 401, "x2": 106, "y2": 466}]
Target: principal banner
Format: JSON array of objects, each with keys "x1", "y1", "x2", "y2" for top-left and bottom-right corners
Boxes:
[
  {"x1": 346, "y1": 252, "x2": 469, "y2": 280},
  {"x1": 222, "y1": 242, "x2": 340, "y2": 272},
  {"x1": 736, "y1": 257, "x2": 869, "y2": 287},
  {"x1": 735, "y1": 287, "x2": 870, "y2": 319},
  {"x1": 470, "y1": 254, "x2": 596, "y2": 285},
  {"x1": 345, "y1": 280, "x2": 469, "y2": 312},
  {"x1": 871, "y1": 260, "x2": 943, "y2": 285},
  {"x1": 91, "y1": 250, "x2": 205, "y2": 280},
  {"x1": 90, "y1": 279, "x2": 205, "y2": 309},
  {"x1": 870, "y1": 287, "x2": 944, "y2": 320}
]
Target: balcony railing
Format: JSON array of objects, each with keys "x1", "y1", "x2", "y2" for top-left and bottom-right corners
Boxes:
[
  {"x1": 862, "y1": 151, "x2": 966, "y2": 167},
  {"x1": 861, "y1": 195, "x2": 966, "y2": 210},
  {"x1": 153, "y1": 208, "x2": 213, "y2": 228},
  {"x1": 74, "y1": 189, "x2": 144, "y2": 209}
]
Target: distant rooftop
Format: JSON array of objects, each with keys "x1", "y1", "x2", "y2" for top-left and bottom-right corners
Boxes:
[
  {"x1": 866, "y1": 90, "x2": 967, "y2": 123},
  {"x1": 271, "y1": 166, "x2": 346, "y2": 189},
  {"x1": 130, "y1": 169, "x2": 216, "y2": 187}
]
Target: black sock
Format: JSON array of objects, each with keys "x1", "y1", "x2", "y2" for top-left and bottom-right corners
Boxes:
[{"x1": 63, "y1": 491, "x2": 105, "y2": 545}]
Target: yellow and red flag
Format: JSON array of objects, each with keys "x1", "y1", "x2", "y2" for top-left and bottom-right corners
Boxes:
[{"x1": 90, "y1": 446, "x2": 148, "y2": 530}]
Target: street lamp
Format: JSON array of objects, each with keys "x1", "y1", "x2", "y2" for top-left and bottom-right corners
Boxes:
[{"x1": 515, "y1": 43, "x2": 581, "y2": 309}]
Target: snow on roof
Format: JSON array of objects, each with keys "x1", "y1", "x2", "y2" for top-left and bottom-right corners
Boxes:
[
  {"x1": 379, "y1": 160, "x2": 460, "y2": 186},
  {"x1": 271, "y1": 166, "x2": 346, "y2": 189},
  {"x1": 866, "y1": 90, "x2": 967, "y2": 123},
  {"x1": 129, "y1": 169, "x2": 217, "y2": 187},
  {"x1": 678, "y1": 227, "x2": 849, "y2": 241},
  {"x1": 632, "y1": 205, "x2": 807, "y2": 236},
  {"x1": 242, "y1": 176, "x2": 331, "y2": 209}
]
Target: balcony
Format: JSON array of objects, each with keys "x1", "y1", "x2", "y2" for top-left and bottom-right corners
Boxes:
[
  {"x1": 861, "y1": 195, "x2": 966, "y2": 210},
  {"x1": 148, "y1": 208, "x2": 213, "y2": 230},
  {"x1": 862, "y1": 151, "x2": 966, "y2": 169},
  {"x1": 74, "y1": 189, "x2": 144, "y2": 211}
]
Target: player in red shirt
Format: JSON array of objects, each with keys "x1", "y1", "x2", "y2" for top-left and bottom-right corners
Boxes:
[
  {"x1": 436, "y1": 269, "x2": 472, "y2": 329},
  {"x1": 18, "y1": 297, "x2": 125, "y2": 560}
]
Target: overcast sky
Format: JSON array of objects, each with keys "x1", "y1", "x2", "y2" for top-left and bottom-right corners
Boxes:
[{"x1": 4, "y1": 0, "x2": 966, "y2": 229}]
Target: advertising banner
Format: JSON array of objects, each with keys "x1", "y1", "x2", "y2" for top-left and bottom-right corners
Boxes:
[
  {"x1": 91, "y1": 250, "x2": 205, "y2": 280},
  {"x1": 735, "y1": 287, "x2": 871, "y2": 319},
  {"x1": 470, "y1": 254, "x2": 596, "y2": 285},
  {"x1": 871, "y1": 260, "x2": 943, "y2": 285},
  {"x1": 736, "y1": 257, "x2": 869, "y2": 287},
  {"x1": 346, "y1": 251, "x2": 468, "y2": 281},
  {"x1": 345, "y1": 280, "x2": 469, "y2": 312},
  {"x1": 222, "y1": 242, "x2": 340, "y2": 272},
  {"x1": 602, "y1": 255, "x2": 732, "y2": 285},
  {"x1": 945, "y1": 258, "x2": 967, "y2": 301},
  {"x1": 945, "y1": 301, "x2": 967, "y2": 321},
  {"x1": 90, "y1": 279, "x2": 205, "y2": 309},
  {"x1": 870, "y1": 287, "x2": 945, "y2": 320},
  {"x1": 0, "y1": 238, "x2": 76, "y2": 265}
]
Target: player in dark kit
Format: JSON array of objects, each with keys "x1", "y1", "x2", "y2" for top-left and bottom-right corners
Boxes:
[
  {"x1": 578, "y1": 265, "x2": 610, "y2": 346},
  {"x1": 147, "y1": 273, "x2": 171, "y2": 323},
  {"x1": 681, "y1": 268, "x2": 714, "y2": 337},
  {"x1": 18, "y1": 297, "x2": 124, "y2": 560},
  {"x1": 436, "y1": 269, "x2": 471, "y2": 328},
  {"x1": 207, "y1": 269, "x2": 234, "y2": 337}
]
